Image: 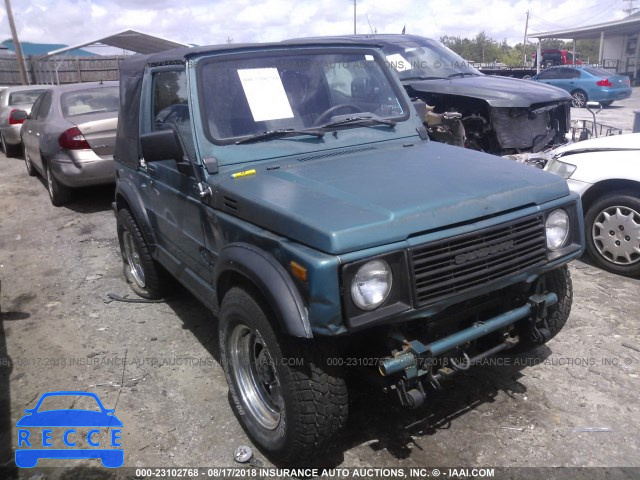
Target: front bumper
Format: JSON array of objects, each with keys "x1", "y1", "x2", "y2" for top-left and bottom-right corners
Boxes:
[{"x1": 49, "y1": 151, "x2": 115, "y2": 188}]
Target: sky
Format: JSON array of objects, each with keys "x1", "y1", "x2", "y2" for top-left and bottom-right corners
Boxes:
[{"x1": 0, "y1": 0, "x2": 633, "y2": 53}]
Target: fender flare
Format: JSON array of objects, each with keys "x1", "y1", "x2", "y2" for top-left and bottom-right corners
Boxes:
[
  {"x1": 114, "y1": 178, "x2": 158, "y2": 250},
  {"x1": 214, "y1": 243, "x2": 312, "y2": 338}
]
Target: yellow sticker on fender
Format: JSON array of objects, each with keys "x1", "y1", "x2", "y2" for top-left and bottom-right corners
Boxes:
[{"x1": 231, "y1": 169, "x2": 256, "y2": 179}]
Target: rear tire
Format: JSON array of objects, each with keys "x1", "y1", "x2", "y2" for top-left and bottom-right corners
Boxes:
[
  {"x1": 585, "y1": 193, "x2": 640, "y2": 277},
  {"x1": 116, "y1": 209, "x2": 169, "y2": 299},
  {"x1": 571, "y1": 89, "x2": 588, "y2": 108},
  {"x1": 219, "y1": 287, "x2": 348, "y2": 464},
  {"x1": 1, "y1": 134, "x2": 20, "y2": 157},
  {"x1": 44, "y1": 161, "x2": 72, "y2": 206},
  {"x1": 23, "y1": 145, "x2": 36, "y2": 176}
]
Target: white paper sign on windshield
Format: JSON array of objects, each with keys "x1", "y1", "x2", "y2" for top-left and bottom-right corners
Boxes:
[
  {"x1": 237, "y1": 68, "x2": 294, "y2": 122},
  {"x1": 385, "y1": 53, "x2": 411, "y2": 71}
]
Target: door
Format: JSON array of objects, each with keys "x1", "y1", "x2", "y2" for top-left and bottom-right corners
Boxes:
[
  {"x1": 139, "y1": 68, "x2": 212, "y2": 284},
  {"x1": 23, "y1": 91, "x2": 52, "y2": 173}
]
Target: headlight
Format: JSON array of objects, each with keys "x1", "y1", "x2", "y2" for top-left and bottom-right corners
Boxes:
[
  {"x1": 546, "y1": 158, "x2": 576, "y2": 179},
  {"x1": 546, "y1": 209, "x2": 570, "y2": 250},
  {"x1": 351, "y1": 259, "x2": 392, "y2": 310}
]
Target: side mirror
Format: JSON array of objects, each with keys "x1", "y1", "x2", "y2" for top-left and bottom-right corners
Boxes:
[{"x1": 140, "y1": 129, "x2": 184, "y2": 163}]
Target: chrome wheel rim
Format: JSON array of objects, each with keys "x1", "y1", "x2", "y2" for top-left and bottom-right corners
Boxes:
[
  {"x1": 122, "y1": 230, "x2": 146, "y2": 287},
  {"x1": 592, "y1": 205, "x2": 640, "y2": 266},
  {"x1": 229, "y1": 324, "x2": 282, "y2": 430},
  {"x1": 572, "y1": 91, "x2": 586, "y2": 108}
]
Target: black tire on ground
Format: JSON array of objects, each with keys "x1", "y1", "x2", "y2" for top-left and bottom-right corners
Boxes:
[
  {"x1": 585, "y1": 193, "x2": 640, "y2": 277},
  {"x1": 23, "y1": 145, "x2": 36, "y2": 176},
  {"x1": 44, "y1": 161, "x2": 72, "y2": 206},
  {"x1": 571, "y1": 89, "x2": 588, "y2": 108},
  {"x1": 512, "y1": 266, "x2": 573, "y2": 352},
  {"x1": 116, "y1": 208, "x2": 169, "y2": 299},
  {"x1": 2, "y1": 135, "x2": 20, "y2": 157},
  {"x1": 219, "y1": 287, "x2": 348, "y2": 464}
]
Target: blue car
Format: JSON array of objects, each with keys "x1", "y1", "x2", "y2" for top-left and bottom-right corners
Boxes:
[
  {"x1": 532, "y1": 66, "x2": 632, "y2": 108},
  {"x1": 15, "y1": 391, "x2": 123, "y2": 468}
]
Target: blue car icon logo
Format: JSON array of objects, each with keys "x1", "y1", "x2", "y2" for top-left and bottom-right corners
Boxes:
[{"x1": 15, "y1": 391, "x2": 123, "y2": 468}]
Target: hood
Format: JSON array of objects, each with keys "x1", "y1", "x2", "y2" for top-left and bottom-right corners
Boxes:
[
  {"x1": 552, "y1": 133, "x2": 640, "y2": 157},
  {"x1": 406, "y1": 75, "x2": 571, "y2": 108},
  {"x1": 214, "y1": 141, "x2": 569, "y2": 254}
]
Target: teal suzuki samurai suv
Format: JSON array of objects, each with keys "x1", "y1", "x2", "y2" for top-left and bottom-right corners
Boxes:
[{"x1": 113, "y1": 39, "x2": 583, "y2": 463}]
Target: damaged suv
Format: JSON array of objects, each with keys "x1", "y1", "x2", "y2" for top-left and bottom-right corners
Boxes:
[
  {"x1": 113, "y1": 39, "x2": 583, "y2": 464},
  {"x1": 327, "y1": 34, "x2": 573, "y2": 155}
]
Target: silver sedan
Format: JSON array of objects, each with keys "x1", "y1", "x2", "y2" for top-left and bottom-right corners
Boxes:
[
  {"x1": 20, "y1": 81, "x2": 119, "y2": 205},
  {"x1": 0, "y1": 85, "x2": 46, "y2": 157}
]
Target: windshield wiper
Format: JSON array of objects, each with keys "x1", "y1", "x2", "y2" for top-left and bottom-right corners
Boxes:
[
  {"x1": 236, "y1": 128, "x2": 324, "y2": 145},
  {"x1": 401, "y1": 75, "x2": 443, "y2": 80},
  {"x1": 448, "y1": 72, "x2": 480, "y2": 78},
  {"x1": 321, "y1": 115, "x2": 396, "y2": 129}
]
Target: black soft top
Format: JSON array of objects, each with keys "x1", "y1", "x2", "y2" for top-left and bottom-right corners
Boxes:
[{"x1": 114, "y1": 39, "x2": 385, "y2": 168}]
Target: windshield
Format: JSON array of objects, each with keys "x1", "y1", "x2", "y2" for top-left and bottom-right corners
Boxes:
[
  {"x1": 61, "y1": 86, "x2": 119, "y2": 117},
  {"x1": 380, "y1": 38, "x2": 481, "y2": 80},
  {"x1": 198, "y1": 51, "x2": 407, "y2": 143}
]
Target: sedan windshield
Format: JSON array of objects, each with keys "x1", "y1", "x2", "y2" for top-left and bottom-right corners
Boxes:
[
  {"x1": 8, "y1": 90, "x2": 45, "y2": 106},
  {"x1": 381, "y1": 38, "x2": 482, "y2": 80},
  {"x1": 199, "y1": 51, "x2": 407, "y2": 142}
]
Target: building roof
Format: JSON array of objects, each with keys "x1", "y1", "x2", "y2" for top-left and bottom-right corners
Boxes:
[
  {"x1": 528, "y1": 14, "x2": 640, "y2": 40},
  {"x1": 41, "y1": 29, "x2": 190, "y2": 59},
  {"x1": 2, "y1": 40, "x2": 94, "y2": 56}
]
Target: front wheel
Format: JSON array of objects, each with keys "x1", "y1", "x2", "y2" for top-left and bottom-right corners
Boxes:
[
  {"x1": 219, "y1": 287, "x2": 347, "y2": 464},
  {"x1": 512, "y1": 266, "x2": 573, "y2": 352},
  {"x1": 585, "y1": 193, "x2": 640, "y2": 276}
]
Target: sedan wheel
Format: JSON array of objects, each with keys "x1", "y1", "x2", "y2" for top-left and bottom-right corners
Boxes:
[
  {"x1": 44, "y1": 162, "x2": 72, "y2": 206},
  {"x1": 23, "y1": 145, "x2": 36, "y2": 176},
  {"x1": 571, "y1": 90, "x2": 588, "y2": 108},
  {"x1": 586, "y1": 193, "x2": 640, "y2": 276}
]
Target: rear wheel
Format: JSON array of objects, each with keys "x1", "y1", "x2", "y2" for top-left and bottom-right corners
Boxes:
[
  {"x1": 220, "y1": 287, "x2": 348, "y2": 464},
  {"x1": 44, "y1": 161, "x2": 72, "y2": 206},
  {"x1": 116, "y1": 209, "x2": 168, "y2": 299},
  {"x1": 1, "y1": 134, "x2": 20, "y2": 157},
  {"x1": 585, "y1": 193, "x2": 640, "y2": 276},
  {"x1": 23, "y1": 145, "x2": 36, "y2": 176},
  {"x1": 571, "y1": 89, "x2": 588, "y2": 108}
]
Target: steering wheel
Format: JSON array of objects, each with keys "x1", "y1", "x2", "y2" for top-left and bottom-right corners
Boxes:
[{"x1": 314, "y1": 103, "x2": 363, "y2": 126}]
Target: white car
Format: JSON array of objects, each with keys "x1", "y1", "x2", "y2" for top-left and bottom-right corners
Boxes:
[{"x1": 544, "y1": 133, "x2": 640, "y2": 276}]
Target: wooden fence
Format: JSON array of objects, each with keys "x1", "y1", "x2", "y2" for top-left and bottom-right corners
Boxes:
[{"x1": 0, "y1": 55, "x2": 124, "y2": 85}]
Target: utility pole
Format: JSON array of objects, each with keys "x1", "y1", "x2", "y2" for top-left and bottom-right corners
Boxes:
[
  {"x1": 623, "y1": 0, "x2": 638, "y2": 16},
  {"x1": 4, "y1": 0, "x2": 28, "y2": 85},
  {"x1": 522, "y1": 10, "x2": 530, "y2": 65},
  {"x1": 353, "y1": 0, "x2": 356, "y2": 35}
]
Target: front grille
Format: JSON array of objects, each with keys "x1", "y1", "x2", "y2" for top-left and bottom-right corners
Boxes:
[{"x1": 410, "y1": 215, "x2": 546, "y2": 307}]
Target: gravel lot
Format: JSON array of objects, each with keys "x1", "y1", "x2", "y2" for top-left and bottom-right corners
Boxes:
[{"x1": 1, "y1": 108, "x2": 639, "y2": 479}]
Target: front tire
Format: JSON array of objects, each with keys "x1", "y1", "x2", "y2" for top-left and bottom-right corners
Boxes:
[
  {"x1": 585, "y1": 193, "x2": 640, "y2": 276},
  {"x1": 219, "y1": 287, "x2": 347, "y2": 464},
  {"x1": 2, "y1": 134, "x2": 20, "y2": 157},
  {"x1": 116, "y1": 209, "x2": 169, "y2": 299},
  {"x1": 513, "y1": 266, "x2": 573, "y2": 352}
]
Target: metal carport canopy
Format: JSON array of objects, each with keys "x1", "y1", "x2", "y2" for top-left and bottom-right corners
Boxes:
[
  {"x1": 41, "y1": 29, "x2": 190, "y2": 58},
  {"x1": 527, "y1": 14, "x2": 640, "y2": 41}
]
